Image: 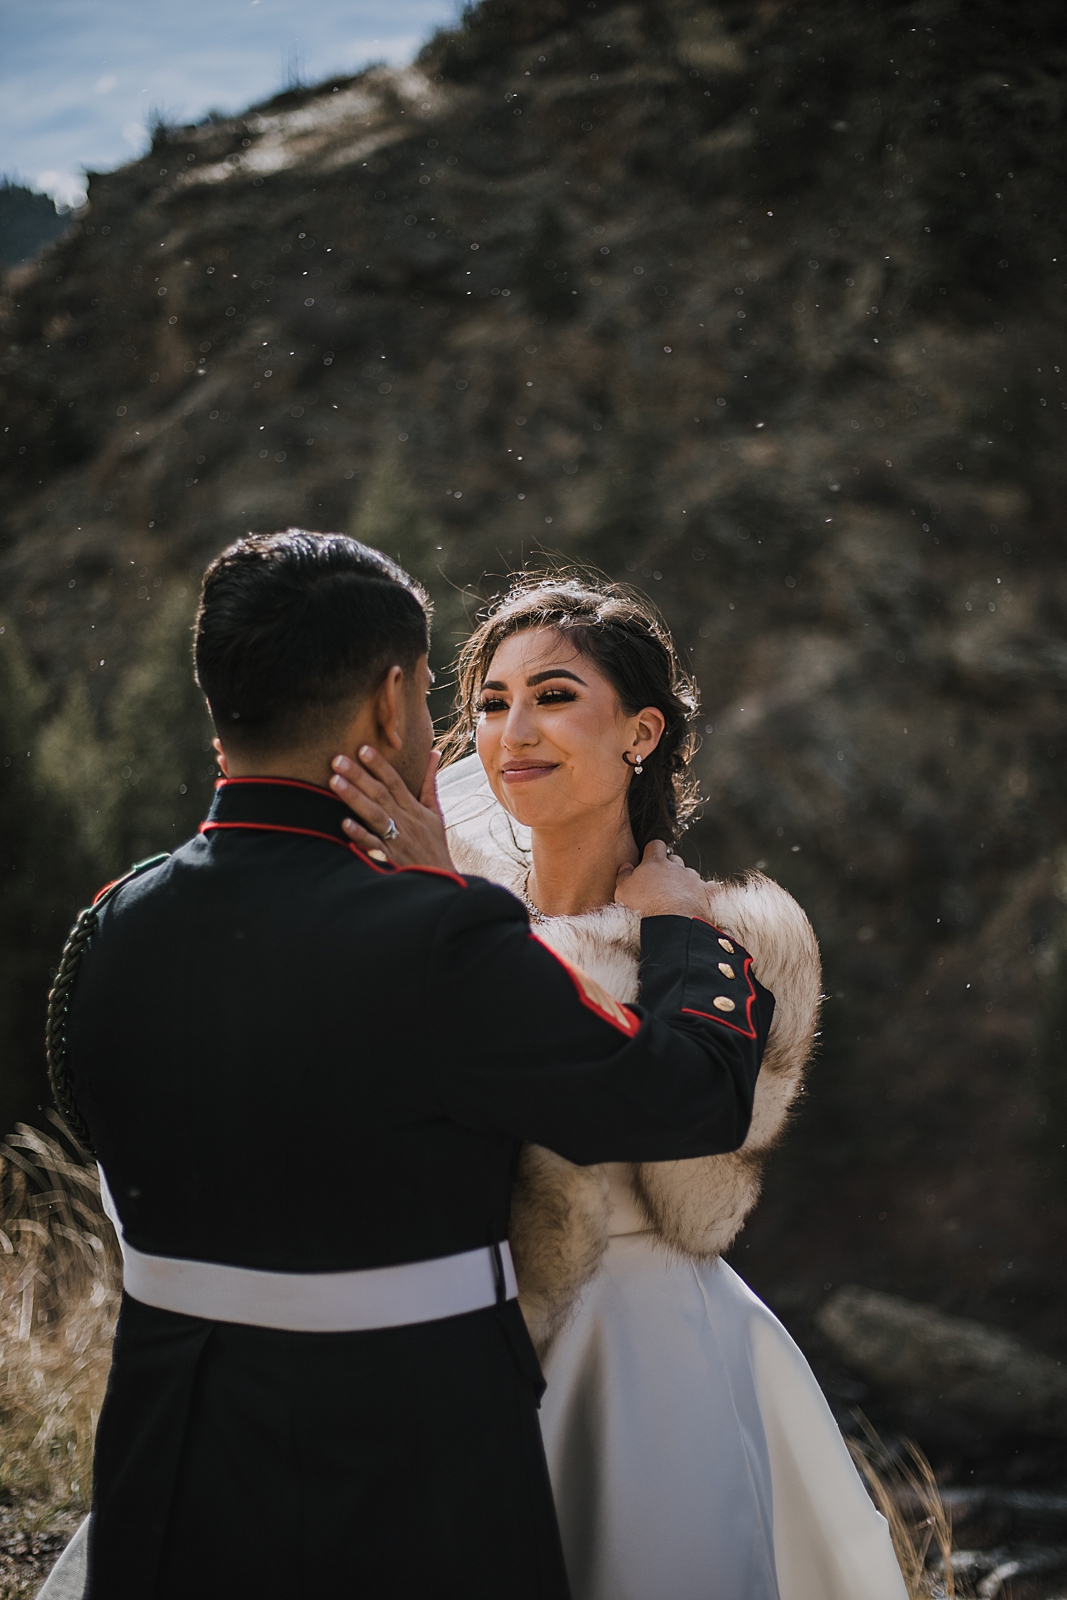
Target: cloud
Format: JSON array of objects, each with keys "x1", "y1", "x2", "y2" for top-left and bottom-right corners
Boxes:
[
  {"x1": 3, "y1": 0, "x2": 456, "y2": 207},
  {"x1": 35, "y1": 170, "x2": 87, "y2": 209}
]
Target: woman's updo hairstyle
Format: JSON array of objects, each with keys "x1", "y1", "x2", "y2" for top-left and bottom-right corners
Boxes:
[{"x1": 443, "y1": 571, "x2": 700, "y2": 851}]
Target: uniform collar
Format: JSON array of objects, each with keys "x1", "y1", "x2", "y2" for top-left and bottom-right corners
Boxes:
[{"x1": 203, "y1": 776, "x2": 368, "y2": 855}]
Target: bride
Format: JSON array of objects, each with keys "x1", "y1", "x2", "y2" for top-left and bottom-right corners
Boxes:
[{"x1": 409, "y1": 573, "x2": 906, "y2": 1600}]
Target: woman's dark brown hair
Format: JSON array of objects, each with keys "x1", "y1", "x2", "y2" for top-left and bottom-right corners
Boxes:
[{"x1": 442, "y1": 572, "x2": 700, "y2": 850}]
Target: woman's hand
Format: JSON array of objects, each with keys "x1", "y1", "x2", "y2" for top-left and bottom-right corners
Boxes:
[
  {"x1": 614, "y1": 840, "x2": 710, "y2": 920},
  {"x1": 329, "y1": 746, "x2": 457, "y2": 873}
]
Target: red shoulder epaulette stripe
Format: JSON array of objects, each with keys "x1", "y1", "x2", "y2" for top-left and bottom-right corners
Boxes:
[
  {"x1": 92, "y1": 877, "x2": 123, "y2": 905},
  {"x1": 532, "y1": 934, "x2": 641, "y2": 1040}
]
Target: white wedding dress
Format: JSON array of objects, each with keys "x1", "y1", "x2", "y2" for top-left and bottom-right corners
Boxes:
[
  {"x1": 440, "y1": 754, "x2": 908, "y2": 1600},
  {"x1": 540, "y1": 1172, "x2": 904, "y2": 1600}
]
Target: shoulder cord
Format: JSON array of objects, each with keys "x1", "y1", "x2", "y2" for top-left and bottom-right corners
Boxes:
[{"x1": 45, "y1": 853, "x2": 170, "y2": 1157}]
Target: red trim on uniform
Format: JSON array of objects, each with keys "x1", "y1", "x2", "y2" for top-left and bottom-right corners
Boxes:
[
  {"x1": 681, "y1": 955, "x2": 758, "y2": 1040},
  {"x1": 531, "y1": 934, "x2": 641, "y2": 1040},
  {"x1": 398, "y1": 863, "x2": 469, "y2": 888},
  {"x1": 92, "y1": 877, "x2": 123, "y2": 905},
  {"x1": 199, "y1": 817, "x2": 469, "y2": 887},
  {"x1": 213, "y1": 775, "x2": 338, "y2": 797},
  {"x1": 199, "y1": 817, "x2": 389, "y2": 866}
]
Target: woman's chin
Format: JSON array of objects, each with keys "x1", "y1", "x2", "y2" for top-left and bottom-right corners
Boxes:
[
  {"x1": 499, "y1": 793, "x2": 550, "y2": 828},
  {"x1": 495, "y1": 783, "x2": 563, "y2": 830}
]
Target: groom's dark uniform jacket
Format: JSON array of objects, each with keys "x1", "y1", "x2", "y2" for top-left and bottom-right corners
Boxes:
[{"x1": 67, "y1": 777, "x2": 773, "y2": 1600}]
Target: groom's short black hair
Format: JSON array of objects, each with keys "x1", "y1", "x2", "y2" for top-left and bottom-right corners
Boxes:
[{"x1": 194, "y1": 529, "x2": 430, "y2": 751}]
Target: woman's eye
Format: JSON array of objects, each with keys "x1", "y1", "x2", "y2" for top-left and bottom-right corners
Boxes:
[
  {"x1": 536, "y1": 688, "x2": 577, "y2": 706},
  {"x1": 477, "y1": 697, "x2": 508, "y2": 714}
]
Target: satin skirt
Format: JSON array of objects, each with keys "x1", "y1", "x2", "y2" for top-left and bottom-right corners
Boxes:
[{"x1": 540, "y1": 1234, "x2": 909, "y2": 1600}]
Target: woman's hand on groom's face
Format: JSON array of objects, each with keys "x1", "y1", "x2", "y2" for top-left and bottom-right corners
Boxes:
[
  {"x1": 330, "y1": 746, "x2": 456, "y2": 873},
  {"x1": 614, "y1": 840, "x2": 711, "y2": 921}
]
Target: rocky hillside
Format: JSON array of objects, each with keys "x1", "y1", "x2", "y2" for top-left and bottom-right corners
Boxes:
[{"x1": 3, "y1": 0, "x2": 1067, "y2": 1382}]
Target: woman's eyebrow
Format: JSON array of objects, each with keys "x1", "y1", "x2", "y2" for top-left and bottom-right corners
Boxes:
[
  {"x1": 479, "y1": 668, "x2": 588, "y2": 692},
  {"x1": 527, "y1": 668, "x2": 587, "y2": 687}
]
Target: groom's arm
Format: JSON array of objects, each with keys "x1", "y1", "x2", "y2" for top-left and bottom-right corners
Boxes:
[{"x1": 432, "y1": 879, "x2": 773, "y2": 1166}]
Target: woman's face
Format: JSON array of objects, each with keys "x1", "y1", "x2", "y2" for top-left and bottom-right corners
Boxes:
[{"x1": 475, "y1": 627, "x2": 664, "y2": 834}]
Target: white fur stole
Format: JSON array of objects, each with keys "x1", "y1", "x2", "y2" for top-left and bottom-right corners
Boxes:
[{"x1": 452, "y1": 839, "x2": 821, "y2": 1353}]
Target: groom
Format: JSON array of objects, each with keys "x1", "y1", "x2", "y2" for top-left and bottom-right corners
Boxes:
[{"x1": 64, "y1": 530, "x2": 773, "y2": 1599}]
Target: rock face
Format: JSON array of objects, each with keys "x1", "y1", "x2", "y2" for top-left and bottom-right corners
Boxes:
[
  {"x1": 2, "y1": 0, "x2": 1067, "y2": 1342},
  {"x1": 817, "y1": 1286, "x2": 1067, "y2": 1435}
]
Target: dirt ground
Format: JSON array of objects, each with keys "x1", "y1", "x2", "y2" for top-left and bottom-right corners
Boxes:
[{"x1": 0, "y1": 1501, "x2": 82, "y2": 1600}]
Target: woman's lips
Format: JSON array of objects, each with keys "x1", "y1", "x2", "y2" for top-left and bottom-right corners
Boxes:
[{"x1": 501, "y1": 763, "x2": 558, "y2": 784}]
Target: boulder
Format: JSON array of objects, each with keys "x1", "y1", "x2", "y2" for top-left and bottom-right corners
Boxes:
[{"x1": 816, "y1": 1287, "x2": 1067, "y2": 1436}]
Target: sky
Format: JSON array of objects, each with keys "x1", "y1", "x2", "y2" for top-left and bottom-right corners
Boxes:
[{"x1": 1, "y1": 0, "x2": 458, "y2": 209}]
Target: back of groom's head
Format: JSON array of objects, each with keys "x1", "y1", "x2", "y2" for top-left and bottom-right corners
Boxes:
[{"x1": 195, "y1": 529, "x2": 429, "y2": 753}]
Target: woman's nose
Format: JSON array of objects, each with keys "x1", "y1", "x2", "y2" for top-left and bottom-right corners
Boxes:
[{"x1": 501, "y1": 703, "x2": 536, "y2": 749}]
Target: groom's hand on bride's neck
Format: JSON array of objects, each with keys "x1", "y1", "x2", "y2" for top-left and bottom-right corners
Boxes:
[{"x1": 614, "y1": 841, "x2": 710, "y2": 921}]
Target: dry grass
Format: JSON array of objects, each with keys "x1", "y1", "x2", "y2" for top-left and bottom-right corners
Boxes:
[
  {"x1": 0, "y1": 1119, "x2": 119, "y2": 1517},
  {"x1": 849, "y1": 1418, "x2": 975, "y2": 1600}
]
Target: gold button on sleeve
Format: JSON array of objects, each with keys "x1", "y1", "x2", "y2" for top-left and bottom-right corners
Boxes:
[
  {"x1": 718, "y1": 937, "x2": 734, "y2": 953},
  {"x1": 712, "y1": 996, "x2": 736, "y2": 1013},
  {"x1": 717, "y1": 962, "x2": 735, "y2": 979}
]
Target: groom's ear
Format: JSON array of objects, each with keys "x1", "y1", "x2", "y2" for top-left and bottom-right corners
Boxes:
[{"x1": 374, "y1": 665, "x2": 406, "y2": 753}]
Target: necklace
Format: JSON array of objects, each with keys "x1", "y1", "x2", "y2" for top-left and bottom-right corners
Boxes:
[{"x1": 522, "y1": 871, "x2": 549, "y2": 924}]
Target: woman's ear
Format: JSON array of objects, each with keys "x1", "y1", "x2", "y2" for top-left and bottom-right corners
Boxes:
[
  {"x1": 631, "y1": 706, "x2": 666, "y2": 762},
  {"x1": 212, "y1": 737, "x2": 229, "y2": 778}
]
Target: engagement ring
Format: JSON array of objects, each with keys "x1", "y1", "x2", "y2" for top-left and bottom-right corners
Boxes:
[{"x1": 383, "y1": 817, "x2": 399, "y2": 842}]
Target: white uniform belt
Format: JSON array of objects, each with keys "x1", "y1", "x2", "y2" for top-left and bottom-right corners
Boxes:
[{"x1": 99, "y1": 1170, "x2": 518, "y2": 1333}]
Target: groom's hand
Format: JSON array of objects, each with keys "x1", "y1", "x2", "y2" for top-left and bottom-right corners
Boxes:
[
  {"x1": 614, "y1": 840, "x2": 710, "y2": 920},
  {"x1": 330, "y1": 747, "x2": 457, "y2": 872}
]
